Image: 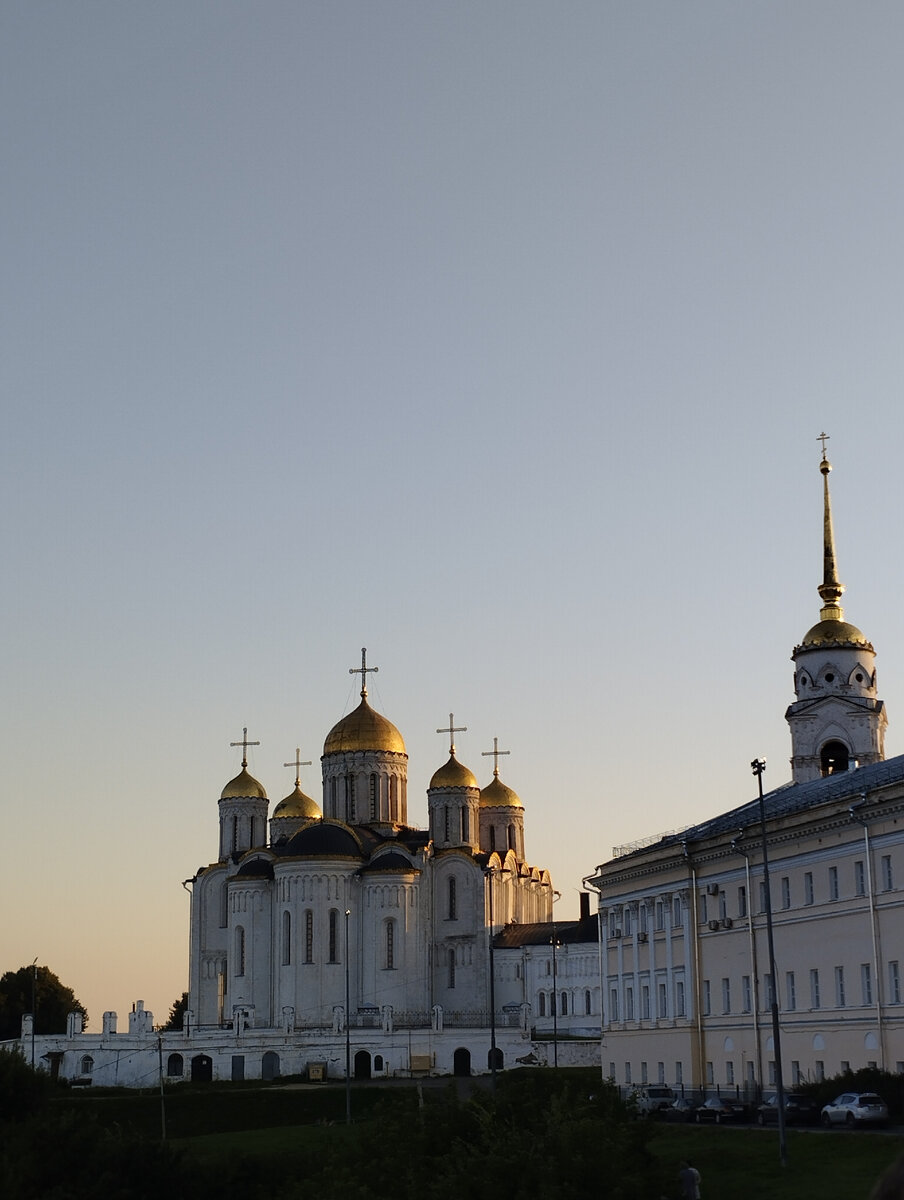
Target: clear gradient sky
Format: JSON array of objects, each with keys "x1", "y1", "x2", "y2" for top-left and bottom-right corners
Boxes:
[{"x1": 3, "y1": 2, "x2": 904, "y2": 1030}]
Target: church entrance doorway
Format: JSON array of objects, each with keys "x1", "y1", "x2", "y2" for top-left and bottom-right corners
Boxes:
[
  {"x1": 354, "y1": 1050, "x2": 371, "y2": 1080},
  {"x1": 487, "y1": 1047, "x2": 504, "y2": 1072},
  {"x1": 453, "y1": 1047, "x2": 471, "y2": 1076},
  {"x1": 262, "y1": 1051, "x2": 280, "y2": 1081},
  {"x1": 190, "y1": 1054, "x2": 212, "y2": 1083}
]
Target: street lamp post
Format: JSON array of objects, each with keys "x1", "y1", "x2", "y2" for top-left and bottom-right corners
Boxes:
[
  {"x1": 30, "y1": 958, "x2": 37, "y2": 1069},
  {"x1": 486, "y1": 867, "x2": 498, "y2": 1089},
  {"x1": 550, "y1": 930, "x2": 561, "y2": 1069},
  {"x1": 752, "y1": 758, "x2": 787, "y2": 1168},
  {"x1": 345, "y1": 909, "x2": 351, "y2": 1124}
]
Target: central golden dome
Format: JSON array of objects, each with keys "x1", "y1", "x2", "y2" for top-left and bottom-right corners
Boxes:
[
  {"x1": 799, "y1": 619, "x2": 872, "y2": 650},
  {"x1": 272, "y1": 783, "x2": 321, "y2": 819},
  {"x1": 430, "y1": 753, "x2": 478, "y2": 790},
  {"x1": 323, "y1": 697, "x2": 406, "y2": 755}
]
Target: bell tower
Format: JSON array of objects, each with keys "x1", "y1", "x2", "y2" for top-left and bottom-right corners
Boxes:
[{"x1": 785, "y1": 439, "x2": 887, "y2": 783}]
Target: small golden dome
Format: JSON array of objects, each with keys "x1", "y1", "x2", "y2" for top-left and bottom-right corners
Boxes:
[
  {"x1": 479, "y1": 775, "x2": 522, "y2": 809},
  {"x1": 220, "y1": 767, "x2": 267, "y2": 800},
  {"x1": 272, "y1": 783, "x2": 321, "y2": 820},
  {"x1": 799, "y1": 619, "x2": 872, "y2": 650},
  {"x1": 429, "y1": 754, "x2": 478, "y2": 790},
  {"x1": 323, "y1": 696, "x2": 406, "y2": 755}
]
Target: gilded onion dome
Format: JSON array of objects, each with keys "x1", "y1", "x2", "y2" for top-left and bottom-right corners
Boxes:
[
  {"x1": 799, "y1": 619, "x2": 872, "y2": 650},
  {"x1": 220, "y1": 767, "x2": 267, "y2": 800},
  {"x1": 479, "y1": 774, "x2": 523, "y2": 809},
  {"x1": 323, "y1": 696, "x2": 406, "y2": 755},
  {"x1": 272, "y1": 783, "x2": 321, "y2": 819},
  {"x1": 430, "y1": 752, "x2": 478, "y2": 790}
]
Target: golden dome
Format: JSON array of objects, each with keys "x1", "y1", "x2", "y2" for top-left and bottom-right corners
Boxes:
[
  {"x1": 220, "y1": 767, "x2": 267, "y2": 800},
  {"x1": 479, "y1": 775, "x2": 522, "y2": 809},
  {"x1": 323, "y1": 696, "x2": 406, "y2": 756},
  {"x1": 798, "y1": 619, "x2": 873, "y2": 650},
  {"x1": 429, "y1": 753, "x2": 478, "y2": 790},
  {"x1": 272, "y1": 783, "x2": 321, "y2": 820}
]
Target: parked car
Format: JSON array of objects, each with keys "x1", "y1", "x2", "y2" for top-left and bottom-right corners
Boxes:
[
  {"x1": 694, "y1": 1096, "x2": 747, "y2": 1123},
  {"x1": 631, "y1": 1085, "x2": 677, "y2": 1116},
  {"x1": 820, "y1": 1092, "x2": 888, "y2": 1128},
  {"x1": 663, "y1": 1097, "x2": 699, "y2": 1122},
  {"x1": 756, "y1": 1092, "x2": 819, "y2": 1126}
]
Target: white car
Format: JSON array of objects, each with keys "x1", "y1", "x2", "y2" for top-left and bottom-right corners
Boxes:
[
  {"x1": 631, "y1": 1085, "x2": 676, "y2": 1116},
  {"x1": 820, "y1": 1092, "x2": 888, "y2": 1128}
]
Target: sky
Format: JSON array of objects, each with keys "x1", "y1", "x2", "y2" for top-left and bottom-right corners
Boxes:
[{"x1": 3, "y1": 1, "x2": 904, "y2": 1031}]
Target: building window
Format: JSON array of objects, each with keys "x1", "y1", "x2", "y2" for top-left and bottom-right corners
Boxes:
[
  {"x1": 835, "y1": 966, "x2": 845, "y2": 1007},
  {"x1": 786, "y1": 971, "x2": 796, "y2": 1011},
  {"x1": 235, "y1": 926, "x2": 245, "y2": 977},
  {"x1": 641, "y1": 985, "x2": 650, "y2": 1020},
  {"x1": 560, "y1": 992, "x2": 568, "y2": 1016},
  {"x1": 726, "y1": 1061, "x2": 735, "y2": 1085},
  {"x1": 166, "y1": 1053, "x2": 183, "y2": 1077},
  {"x1": 706, "y1": 1061, "x2": 714, "y2": 1086},
  {"x1": 781, "y1": 877, "x2": 791, "y2": 909},
  {"x1": 80, "y1": 1055, "x2": 94, "y2": 1075},
  {"x1": 768, "y1": 1060, "x2": 776, "y2": 1085},
  {"x1": 675, "y1": 980, "x2": 685, "y2": 1017},
  {"x1": 855, "y1": 861, "x2": 866, "y2": 897},
  {"x1": 585, "y1": 989, "x2": 592, "y2": 1016},
  {"x1": 700, "y1": 893, "x2": 708, "y2": 924},
  {"x1": 702, "y1": 980, "x2": 711, "y2": 1016},
  {"x1": 610, "y1": 988, "x2": 619, "y2": 1022},
  {"x1": 737, "y1": 885, "x2": 747, "y2": 917},
  {"x1": 508, "y1": 823, "x2": 516, "y2": 850},
  {"x1": 219, "y1": 882, "x2": 228, "y2": 928},
  {"x1": 742, "y1": 975, "x2": 752, "y2": 1013},
  {"x1": 281, "y1": 911, "x2": 291, "y2": 966},
  {"x1": 347, "y1": 775, "x2": 356, "y2": 823},
  {"x1": 721, "y1": 978, "x2": 731, "y2": 1014},
  {"x1": 447, "y1": 947, "x2": 456, "y2": 988},
  {"x1": 640, "y1": 904, "x2": 648, "y2": 934},
  {"x1": 538, "y1": 993, "x2": 546, "y2": 1017},
  {"x1": 840, "y1": 1060, "x2": 850, "y2": 1073},
  {"x1": 804, "y1": 872, "x2": 814, "y2": 905},
  {"x1": 625, "y1": 1062, "x2": 632, "y2": 1085},
  {"x1": 489, "y1": 826, "x2": 496, "y2": 852},
  {"x1": 829, "y1": 866, "x2": 839, "y2": 901},
  {"x1": 641, "y1": 1061, "x2": 648, "y2": 1084},
  {"x1": 328, "y1": 910, "x2": 339, "y2": 964},
  {"x1": 673, "y1": 897, "x2": 682, "y2": 927},
  {"x1": 461, "y1": 807, "x2": 469, "y2": 843},
  {"x1": 810, "y1": 968, "x2": 820, "y2": 1009},
  {"x1": 625, "y1": 987, "x2": 634, "y2": 1021},
  {"x1": 330, "y1": 777, "x2": 337, "y2": 811},
  {"x1": 791, "y1": 1060, "x2": 801, "y2": 1085},
  {"x1": 609, "y1": 912, "x2": 618, "y2": 938},
  {"x1": 890, "y1": 961, "x2": 901, "y2": 1005},
  {"x1": 882, "y1": 855, "x2": 894, "y2": 891},
  {"x1": 390, "y1": 775, "x2": 398, "y2": 822},
  {"x1": 861, "y1": 963, "x2": 873, "y2": 1006},
  {"x1": 370, "y1": 773, "x2": 378, "y2": 820},
  {"x1": 815, "y1": 1060, "x2": 825, "y2": 1081},
  {"x1": 448, "y1": 876, "x2": 457, "y2": 920},
  {"x1": 658, "y1": 982, "x2": 668, "y2": 1019},
  {"x1": 623, "y1": 908, "x2": 632, "y2": 935},
  {"x1": 658, "y1": 1061, "x2": 665, "y2": 1083},
  {"x1": 304, "y1": 910, "x2": 313, "y2": 963},
  {"x1": 675, "y1": 1061, "x2": 683, "y2": 1085},
  {"x1": 655, "y1": 901, "x2": 664, "y2": 930},
  {"x1": 385, "y1": 920, "x2": 396, "y2": 969}
]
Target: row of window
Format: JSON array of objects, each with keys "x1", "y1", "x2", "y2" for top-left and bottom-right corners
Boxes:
[
  {"x1": 328, "y1": 773, "x2": 402, "y2": 823},
  {"x1": 710, "y1": 856, "x2": 895, "y2": 923},
  {"x1": 700, "y1": 961, "x2": 902, "y2": 1014},
  {"x1": 610, "y1": 979, "x2": 685, "y2": 1022},
  {"x1": 610, "y1": 1058, "x2": 904, "y2": 1088},
  {"x1": 608, "y1": 897, "x2": 683, "y2": 938},
  {"x1": 536, "y1": 990, "x2": 594, "y2": 1017}
]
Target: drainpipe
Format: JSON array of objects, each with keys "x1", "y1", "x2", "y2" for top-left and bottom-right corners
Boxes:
[
  {"x1": 851, "y1": 797, "x2": 885, "y2": 1069},
  {"x1": 583, "y1": 872, "x2": 606, "y2": 1083},
  {"x1": 683, "y1": 841, "x2": 705, "y2": 1093},
  {"x1": 731, "y1": 838, "x2": 762, "y2": 1096}
]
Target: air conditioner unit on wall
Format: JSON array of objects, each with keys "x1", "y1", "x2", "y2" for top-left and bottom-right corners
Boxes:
[
  {"x1": 707, "y1": 919, "x2": 720, "y2": 931},
  {"x1": 721, "y1": 916, "x2": 733, "y2": 929},
  {"x1": 706, "y1": 883, "x2": 720, "y2": 896},
  {"x1": 612, "y1": 929, "x2": 622, "y2": 938},
  {"x1": 637, "y1": 931, "x2": 648, "y2": 943}
]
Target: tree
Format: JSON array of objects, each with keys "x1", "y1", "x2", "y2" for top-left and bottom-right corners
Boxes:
[
  {"x1": 0, "y1": 965, "x2": 88, "y2": 1040},
  {"x1": 161, "y1": 991, "x2": 188, "y2": 1031}
]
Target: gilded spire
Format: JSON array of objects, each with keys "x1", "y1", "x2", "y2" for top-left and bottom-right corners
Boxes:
[{"x1": 816, "y1": 433, "x2": 845, "y2": 622}]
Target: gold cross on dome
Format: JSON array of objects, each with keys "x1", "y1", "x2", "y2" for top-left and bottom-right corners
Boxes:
[
  {"x1": 436, "y1": 713, "x2": 467, "y2": 756},
  {"x1": 284, "y1": 747, "x2": 312, "y2": 788},
  {"x1": 817, "y1": 431, "x2": 830, "y2": 460},
  {"x1": 482, "y1": 736, "x2": 510, "y2": 777},
  {"x1": 349, "y1": 647, "x2": 378, "y2": 697},
  {"x1": 230, "y1": 727, "x2": 260, "y2": 768}
]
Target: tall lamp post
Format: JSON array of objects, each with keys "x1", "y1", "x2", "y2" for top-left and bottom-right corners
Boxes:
[
  {"x1": 550, "y1": 930, "x2": 561, "y2": 1069},
  {"x1": 752, "y1": 758, "x2": 787, "y2": 1167},
  {"x1": 30, "y1": 957, "x2": 37, "y2": 1069},
  {"x1": 486, "y1": 867, "x2": 498, "y2": 1090},
  {"x1": 345, "y1": 909, "x2": 352, "y2": 1124}
]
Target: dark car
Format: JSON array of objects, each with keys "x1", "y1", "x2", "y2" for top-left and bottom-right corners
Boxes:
[
  {"x1": 694, "y1": 1096, "x2": 746, "y2": 1123},
  {"x1": 756, "y1": 1091, "x2": 819, "y2": 1126},
  {"x1": 663, "y1": 1097, "x2": 698, "y2": 1122}
]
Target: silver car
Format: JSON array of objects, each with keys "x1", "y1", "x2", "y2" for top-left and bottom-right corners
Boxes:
[{"x1": 820, "y1": 1092, "x2": 888, "y2": 1128}]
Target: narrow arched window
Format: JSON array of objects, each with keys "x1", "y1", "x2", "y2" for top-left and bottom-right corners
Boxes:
[
  {"x1": 560, "y1": 991, "x2": 567, "y2": 1016},
  {"x1": 347, "y1": 776, "x2": 356, "y2": 822},
  {"x1": 304, "y1": 910, "x2": 313, "y2": 963},
  {"x1": 232, "y1": 815, "x2": 239, "y2": 852},
  {"x1": 385, "y1": 919, "x2": 395, "y2": 969},
  {"x1": 328, "y1": 909, "x2": 339, "y2": 963},
  {"x1": 281, "y1": 910, "x2": 291, "y2": 965},
  {"x1": 235, "y1": 926, "x2": 245, "y2": 977},
  {"x1": 508, "y1": 823, "x2": 516, "y2": 850},
  {"x1": 538, "y1": 993, "x2": 546, "y2": 1017},
  {"x1": 219, "y1": 881, "x2": 228, "y2": 928},
  {"x1": 330, "y1": 777, "x2": 337, "y2": 812},
  {"x1": 448, "y1": 876, "x2": 457, "y2": 920},
  {"x1": 370, "y1": 774, "x2": 378, "y2": 820},
  {"x1": 585, "y1": 989, "x2": 592, "y2": 1016},
  {"x1": 461, "y1": 807, "x2": 469, "y2": 843},
  {"x1": 489, "y1": 826, "x2": 496, "y2": 851},
  {"x1": 444, "y1": 805, "x2": 450, "y2": 843},
  {"x1": 448, "y1": 947, "x2": 456, "y2": 989},
  {"x1": 390, "y1": 775, "x2": 398, "y2": 822},
  {"x1": 820, "y1": 740, "x2": 850, "y2": 776},
  {"x1": 167, "y1": 1053, "x2": 183, "y2": 1077},
  {"x1": 80, "y1": 1055, "x2": 94, "y2": 1075}
]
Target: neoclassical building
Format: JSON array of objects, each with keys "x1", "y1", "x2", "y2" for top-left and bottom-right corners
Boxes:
[{"x1": 587, "y1": 448, "x2": 904, "y2": 1095}]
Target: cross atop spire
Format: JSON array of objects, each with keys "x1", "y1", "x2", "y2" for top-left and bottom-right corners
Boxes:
[
  {"x1": 816, "y1": 435, "x2": 845, "y2": 621},
  {"x1": 482, "y1": 736, "x2": 510, "y2": 777},
  {"x1": 436, "y1": 713, "x2": 467, "y2": 756},
  {"x1": 230, "y1": 727, "x2": 260, "y2": 769},
  {"x1": 349, "y1": 647, "x2": 378, "y2": 698},
  {"x1": 284, "y1": 747, "x2": 312, "y2": 789}
]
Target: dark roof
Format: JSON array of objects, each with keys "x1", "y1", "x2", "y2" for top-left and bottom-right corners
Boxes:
[
  {"x1": 284, "y1": 821, "x2": 364, "y2": 859},
  {"x1": 493, "y1": 916, "x2": 599, "y2": 949},
  {"x1": 619, "y1": 753, "x2": 904, "y2": 863},
  {"x1": 235, "y1": 857, "x2": 274, "y2": 879},
  {"x1": 361, "y1": 851, "x2": 420, "y2": 873}
]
